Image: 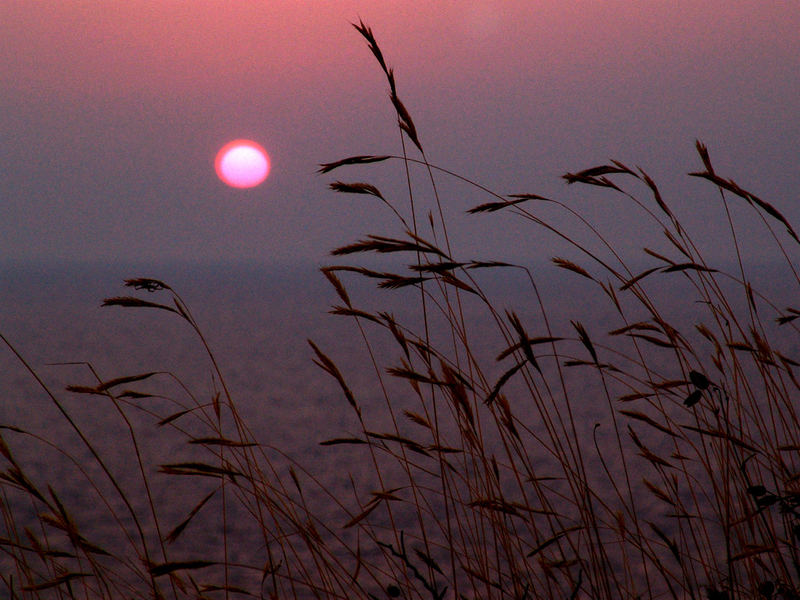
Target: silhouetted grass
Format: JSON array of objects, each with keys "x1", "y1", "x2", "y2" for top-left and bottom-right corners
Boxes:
[{"x1": 2, "y1": 21, "x2": 799, "y2": 600}]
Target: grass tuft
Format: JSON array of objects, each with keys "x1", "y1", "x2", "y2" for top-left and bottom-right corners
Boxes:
[{"x1": 2, "y1": 21, "x2": 799, "y2": 600}]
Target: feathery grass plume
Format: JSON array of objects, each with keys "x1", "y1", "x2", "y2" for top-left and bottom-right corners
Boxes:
[
  {"x1": 484, "y1": 361, "x2": 525, "y2": 405},
  {"x1": 329, "y1": 305, "x2": 383, "y2": 325},
  {"x1": 571, "y1": 320, "x2": 598, "y2": 363},
  {"x1": 351, "y1": 20, "x2": 391, "y2": 87},
  {"x1": 690, "y1": 141, "x2": 800, "y2": 243},
  {"x1": 148, "y1": 560, "x2": 217, "y2": 577},
  {"x1": 562, "y1": 165, "x2": 625, "y2": 190},
  {"x1": 403, "y1": 410, "x2": 432, "y2": 429},
  {"x1": 352, "y1": 19, "x2": 422, "y2": 153},
  {"x1": 331, "y1": 234, "x2": 449, "y2": 259},
  {"x1": 639, "y1": 168, "x2": 674, "y2": 218},
  {"x1": 378, "y1": 274, "x2": 430, "y2": 289},
  {"x1": 187, "y1": 437, "x2": 257, "y2": 447},
  {"x1": 124, "y1": 278, "x2": 171, "y2": 292},
  {"x1": 158, "y1": 462, "x2": 244, "y2": 480},
  {"x1": 552, "y1": 257, "x2": 593, "y2": 280},
  {"x1": 618, "y1": 409, "x2": 677, "y2": 437},
  {"x1": 101, "y1": 296, "x2": 178, "y2": 313},
  {"x1": 328, "y1": 181, "x2": 385, "y2": 198},
  {"x1": 21, "y1": 572, "x2": 93, "y2": 592},
  {"x1": 661, "y1": 262, "x2": 717, "y2": 274},
  {"x1": 321, "y1": 266, "x2": 351, "y2": 306},
  {"x1": 318, "y1": 154, "x2": 392, "y2": 174},
  {"x1": 619, "y1": 265, "x2": 661, "y2": 290},
  {"x1": 308, "y1": 339, "x2": 359, "y2": 412},
  {"x1": 408, "y1": 260, "x2": 465, "y2": 273},
  {"x1": 95, "y1": 372, "x2": 162, "y2": 391},
  {"x1": 467, "y1": 195, "x2": 541, "y2": 214},
  {"x1": 319, "y1": 437, "x2": 367, "y2": 446},
  {"x1": 164, "y1": 490, "x2": 216, "y2": 544}
]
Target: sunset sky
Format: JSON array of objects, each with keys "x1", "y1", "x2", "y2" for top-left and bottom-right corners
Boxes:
[{"x1": 2, "y1": 2, "x2": 799, "y2": 269}]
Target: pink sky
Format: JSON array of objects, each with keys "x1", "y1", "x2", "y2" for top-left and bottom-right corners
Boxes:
[
  {"x1": 2, "y1": 2, "x2": 798, "y2": 266},
  {"x1": 10, "y1": 3, "x2": 798, "y2": 103}
]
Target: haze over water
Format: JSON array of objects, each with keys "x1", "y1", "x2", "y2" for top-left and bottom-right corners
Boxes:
[{"x1": 2, "y1": 2, "x2": 798, "y2": 270}]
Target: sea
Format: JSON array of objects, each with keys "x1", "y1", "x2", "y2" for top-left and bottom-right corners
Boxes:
[{"x1": 1, "y1": 259, "x2": 797, "y2": 598}]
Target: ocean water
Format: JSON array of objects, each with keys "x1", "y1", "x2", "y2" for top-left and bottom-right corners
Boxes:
[{"x1": 2, "y1": 260, "x2": 797, "y2": 597}]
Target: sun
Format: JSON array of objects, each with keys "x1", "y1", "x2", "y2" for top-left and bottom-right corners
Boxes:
[{"x1": 215, "y1": 139, "x2": 270, "y2": 188}]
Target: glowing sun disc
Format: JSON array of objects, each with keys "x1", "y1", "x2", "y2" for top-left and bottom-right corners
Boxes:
[{"x1": 215, "y1": 140, "x2": 270, "y2": 188}]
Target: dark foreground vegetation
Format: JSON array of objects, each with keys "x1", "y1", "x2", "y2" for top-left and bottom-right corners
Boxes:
[{"x1": 2, "y1": 22, "x2": 799, "y2": 600}]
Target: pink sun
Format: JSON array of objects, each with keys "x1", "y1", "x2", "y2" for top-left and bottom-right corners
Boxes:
[{"x1": 215, "y1": 139, "x2": 270, "y2": 188}]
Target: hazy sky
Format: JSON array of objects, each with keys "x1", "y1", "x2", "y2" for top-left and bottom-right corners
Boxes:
[{"x1": 2, "y1": 2, "x2": 799, "y2": 269}]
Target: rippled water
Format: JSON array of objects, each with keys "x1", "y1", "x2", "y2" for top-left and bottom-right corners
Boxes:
[{"x1": 2, "y1": 260, "x2": 796, "y2": 597}]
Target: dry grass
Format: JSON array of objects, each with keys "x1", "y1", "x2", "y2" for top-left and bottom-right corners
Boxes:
[{"x1": 2, "y1": 21, "x2": 799, "y2": 600}]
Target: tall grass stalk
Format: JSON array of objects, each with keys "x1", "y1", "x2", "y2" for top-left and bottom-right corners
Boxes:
[{"x1": 2, "y1": 22, "x2": 799, "y2": 600}]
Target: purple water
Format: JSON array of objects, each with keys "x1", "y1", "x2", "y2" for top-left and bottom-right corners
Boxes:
[{"x1": 2, "y1": 260, "x2": 797, "y2": 597}]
